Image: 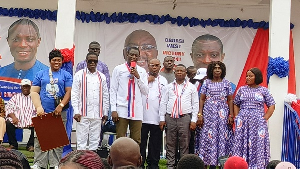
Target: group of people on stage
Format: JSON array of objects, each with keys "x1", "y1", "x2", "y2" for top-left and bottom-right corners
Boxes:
[{"x1": 0, "y1": 18, "x2": 277, "y2": 169}]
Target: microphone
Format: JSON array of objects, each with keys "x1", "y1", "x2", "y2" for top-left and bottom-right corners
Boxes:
[
  {"x1": 130, "y1": 61, "x2": 136, "y2": 68},
  {"x1": 130, "y1": 61, "x2": 136, "y2": 79}
]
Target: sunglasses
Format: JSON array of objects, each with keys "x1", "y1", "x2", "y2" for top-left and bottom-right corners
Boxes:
[{"x1": 87, "y1": 60, "x2": 98, "y2": 64}]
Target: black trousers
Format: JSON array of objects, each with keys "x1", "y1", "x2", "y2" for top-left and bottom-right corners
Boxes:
[
  {"x1": 140, "y1": 123, "x2": 162, "y2": 169},
  {"x1": 6, "y1": 120, "x2": 34, "y2": 149}
]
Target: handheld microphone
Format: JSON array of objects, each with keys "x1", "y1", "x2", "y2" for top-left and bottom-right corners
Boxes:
[{"x1": 130, "y1": 61, "x2": 136, "y2": 68}]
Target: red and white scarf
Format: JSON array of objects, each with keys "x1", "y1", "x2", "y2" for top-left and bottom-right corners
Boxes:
[
  {"x1": 81, "y1": 69, "x2": 103, "y2": 117},
  {"x1": 171, "y1": 80, "x2": 188, "y2": 118}
]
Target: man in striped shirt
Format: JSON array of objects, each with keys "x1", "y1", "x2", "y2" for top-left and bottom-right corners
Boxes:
[{"x1": 5, "y1": 79, "x2": 36, "y2": 152}]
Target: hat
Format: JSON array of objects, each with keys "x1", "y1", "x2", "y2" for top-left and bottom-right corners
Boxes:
[
  {"x1": 20, "y1": 79, "x2": 31, "y2": 86},
  {"x1": 275, "y1": 162, "x2": 296, "y2": 169},
  {"x1": 224, "y1": 156, "x2": 248, "y2": 169},
  {"x1": 194, "y1": 68, "x2": 207, "y2": 80}
]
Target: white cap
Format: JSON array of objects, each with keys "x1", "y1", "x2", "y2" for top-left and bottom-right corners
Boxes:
[
  {"x1": 275, "y1": 162, "x2": 296, "y2": 169},
  {"x1": 194, "y1": 68, "x2": 207, "y2": 80},
  {"x1": 20, "y1": 79, "x2": 31, "y2": 86}
]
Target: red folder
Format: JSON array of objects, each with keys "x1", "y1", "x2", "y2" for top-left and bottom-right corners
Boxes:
[{"x1": 32, "y1": 113, "x2": 69, "y2": 152}]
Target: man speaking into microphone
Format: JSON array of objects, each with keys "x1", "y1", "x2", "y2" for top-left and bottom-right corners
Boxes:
[{"x1": 110, "y1": 46, "x2": 149, "y2": 144}]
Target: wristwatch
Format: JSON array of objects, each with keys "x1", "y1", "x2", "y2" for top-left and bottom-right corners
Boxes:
[{"x1": 59, "y1": 103, "x2": 64, "y2": 107}]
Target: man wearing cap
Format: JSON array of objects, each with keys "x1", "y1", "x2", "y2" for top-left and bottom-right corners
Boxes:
[{"x1": 5, "y1": 79, "x2": 36, "y2": 152}]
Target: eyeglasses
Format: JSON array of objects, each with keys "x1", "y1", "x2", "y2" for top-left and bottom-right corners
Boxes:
[
  {"x1": 125, "y1": 44, "x2": 157, "y2": 52},
  {"x1": 87, "y1": 60, "x2": 98, "y2": 64}
]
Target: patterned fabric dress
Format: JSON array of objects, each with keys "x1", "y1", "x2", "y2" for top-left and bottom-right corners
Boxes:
[
  {"x1": 232, "y1": 85, "x2": 275, "y2": 169},
  {"x1": 195, "y1": 79, "x2": 233, "y2": 166}
]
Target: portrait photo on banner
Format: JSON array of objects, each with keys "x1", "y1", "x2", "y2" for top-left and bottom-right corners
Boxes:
[
  {"x1": 74, "y1": 21, "x2": 257, "y2": 87},
  {"x1": 0, "y1": 16, "x2": 56, "y2": 102}
]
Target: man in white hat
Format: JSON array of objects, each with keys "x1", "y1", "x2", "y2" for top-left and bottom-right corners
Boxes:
[
  {"x1": 5, "y1": 79, "x2": 36, "y2": 152},
  {"x1": 187, "y1": 66, "x2": 207, "y2": 95}
]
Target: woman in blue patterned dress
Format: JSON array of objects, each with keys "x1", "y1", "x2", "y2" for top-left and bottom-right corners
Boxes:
[
  {"x1": 232, "y1": 67, "x2": 275, "y2": 169},
  {"x1": 195, "y1": 61, "x2": 234, "y2": 169}
]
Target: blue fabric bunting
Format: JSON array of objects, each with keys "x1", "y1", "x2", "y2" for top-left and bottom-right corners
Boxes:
[
  {"x1": 267, "y1": 57, "x2": 290, "y2": 84},
  {"x1": 0, "y1": 6, "x2": 295, "y2": 29}
]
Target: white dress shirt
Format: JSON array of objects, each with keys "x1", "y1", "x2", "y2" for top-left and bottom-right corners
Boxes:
[
  {"x1": 71, "y1": 69, "x2": 109, "y2": 118},
  {"x1": 110, "y1": 63, "x2": 148, "y2": 121},
  {"x1": 142, "y1": 75, "x2": 168, "y2": 125},
  {"x1": 159, "y1": 80, "x2": 199, "y2": 123},
  {"x1": 5, "y1": 93, "x2": 36, "y2": 128}
]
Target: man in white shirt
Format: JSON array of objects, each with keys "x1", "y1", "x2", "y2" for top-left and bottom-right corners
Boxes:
[
  {"x1": 110, "y1": 46, "x2": 148, "y2": 144},
  {"x1": 140, "y1": 59, "x2": 168, "y2": 169},
  {"x1": 71, "y1": 52, "x2": 109, "y2": 151},
  {"x1": 159, "y1": 64, "x2": 199, "y2": 169}
]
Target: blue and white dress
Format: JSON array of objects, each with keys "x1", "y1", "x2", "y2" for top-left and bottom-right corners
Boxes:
[
  {"x1": 195, "y1": 79, "x2": 233, "y2": 166},
  {"x1": 232, "y1": 85, "x2": 275, "y2": 169}
]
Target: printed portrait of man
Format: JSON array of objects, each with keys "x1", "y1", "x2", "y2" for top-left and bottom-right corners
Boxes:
[
  {"x1": 123, "y1": 29, "x2": 158, "y2": 72},
  {"x1": 0, "y1": 18, "x2": 48, "y2": 80}
]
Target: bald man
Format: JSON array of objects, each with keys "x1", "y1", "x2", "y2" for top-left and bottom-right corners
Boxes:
[
  {"x1": 123, "y1": 30, "x2": 158, "y2": 72},
  {"x1": 108, "y1": 137, "x2": 142, "y2": 169}
]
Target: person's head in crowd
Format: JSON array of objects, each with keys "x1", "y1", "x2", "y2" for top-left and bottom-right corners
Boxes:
[
  {"x1": 187, "y1": 66, "x2": 198, "y2": 84},
  {"x1": 190, "y1": 34, "x2": 225, "y2": 69},
  {"x1": 187, "y1": 66, "x2": 197, "y2": 79},
  {"x1": 177, "y1": 154, "x2": 205, "y2": 169},
  {"x1": 88, "y1": 41, "x2": 101, "y2": 57},
  {"x1": 266, "y1": 160, "x2": 281, "y2": 169},
  {"x1": 0, "y1": 145, "x2": 23, "y2": 169},
  {"x1": 174, "y1": 64, "x2": 187, "y2": 82},
  {"x1": 20, "y1": 79, "x2": 31, "y2": 96},
  {"x1": 86, "y1": 52, "x2": 98, "y2": 73},
  {"x1": 223, "y1": 156, "x2": 248, "y2": 169},
  {"x1": 206, "y1": 61, "x2": 226, "y2": 80},
  {"x1": 116, "y1": 165, "x2": 139, "y2": 169},
  {"x1": 108, "y1": 137, "x2": 142, "y2": 169},
  {"x1": 162, "y1": 56, "x2": 175, "y2": 73},
  {"x1": 275, "y1": 162, "x2": 296, "y2": 169},
  {"x1": 247, "y1": 67, "x2": 263, "y2": 86},
  {"x1": 59, "y1": 150, "x2": 104, "y2": 169},
  {"x1": 123, "y1": 30, "x2": 158, "y2": 72},
  {"x1": 49, "y1": 49, "x2": 63, "y2": 72},
  {"x1": 148, "y1": 59, "x2": 161, "y2": 77},
  {"x1": 125, "y1": 46, "x2": 140, "y2": 66},
  {"x1": 7, "y1": 18, "x2": 41, "y2": 70},
  {"x1": 101, "y1": 158, "x2": 112, "y2": 169},
  {"x1": 9, "y1": 149, "x2": 31, "y2": 169},
  {"x1": 194, "y1": 68, "x2": 207, "y2": 83}
]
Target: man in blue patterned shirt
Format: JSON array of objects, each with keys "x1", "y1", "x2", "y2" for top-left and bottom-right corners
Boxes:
[{"x1": 75, "y1": 41, "x2": 110, "y2": 88}]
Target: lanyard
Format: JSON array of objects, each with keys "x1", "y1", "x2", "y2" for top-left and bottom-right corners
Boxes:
[
  {"x1": 146, "y1": 75, "x2": 162, "y2": 109},
  {"x1": 125, "y1": 63, "x2": 135, "y2": 118},
  {"x1": 171, "y1": 80, "x2": 188, "y2": 118},
  {"x1": 81, "y1": 69, "x2": 103, "y2": 117}
]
